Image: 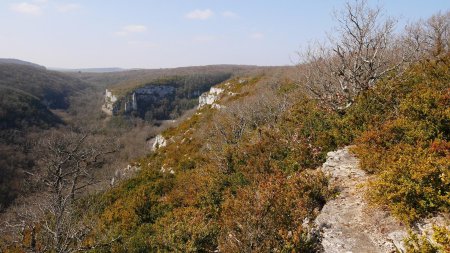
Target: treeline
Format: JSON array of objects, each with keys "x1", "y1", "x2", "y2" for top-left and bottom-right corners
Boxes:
[{"x1": 71, "y1": 65, "x2": 258, "y2": 89}]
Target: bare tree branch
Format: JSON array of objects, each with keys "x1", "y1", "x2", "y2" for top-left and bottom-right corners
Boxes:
[
  {"x1": 299, "y1": 0, "x2": 401, "y2": 111},
  {"x1": 2, "y1": 128, "x2": 119, "y2": 253}
]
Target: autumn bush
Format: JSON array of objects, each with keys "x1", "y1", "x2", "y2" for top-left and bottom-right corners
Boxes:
[
  {"x1": 365, "y1": 144, "x2": 449, "y2": 223},
  {"x1": 403, "y1": 225, "x2": 450, "y2": 253},
  {"x1": 218, "y1": 170, "x2": 331, "y2": 252},
  {"x1": 351, "y1": 55, "x2": 450, "y2": 223}
]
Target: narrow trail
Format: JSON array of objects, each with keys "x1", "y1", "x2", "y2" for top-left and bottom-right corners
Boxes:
[{"x1": 315, "y1": 147, "x2": 407, "y2": 253}]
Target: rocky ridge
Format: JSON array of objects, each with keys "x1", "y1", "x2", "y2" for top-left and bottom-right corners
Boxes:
[
  {"x1": 315, "y1": 147, "x2": 407, "y2": 252},
  {"x1": 315, "y1": 147, "x2": 407, "y2": 253},
  {"x1": 315, "y1": 147, "x2": 448, "y2": 253}
]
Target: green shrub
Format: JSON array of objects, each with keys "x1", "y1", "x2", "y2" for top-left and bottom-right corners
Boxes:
[
  {"x1": 403, "y1": 226, "x2": 450, "y2": 253},
  {"x1": 366, "y1": 144, "x2": 449, "y2": 223}
]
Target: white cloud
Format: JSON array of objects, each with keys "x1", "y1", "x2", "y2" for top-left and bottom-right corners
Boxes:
[
  {"x1": 222, "y1": 11, "x2": 238, "y2": 19},
  {"x1": 115, "y1": 25, "x2": 148, "y2": 36},
  {"x1": 32, "y1": 0, "x2": 48, "y2": 3},
  {"x1": 10, "y1": 2, "x2": 42, "y2": 15},
  {"x1": 250, "y1": 32, "x2": 264, "y2": 39},
  {"x1": 185, "y1": 9, "x2": 213, "y2": 20},
  {"x1": 57, "y1": 3, "x2": 81, "y2": 13}
]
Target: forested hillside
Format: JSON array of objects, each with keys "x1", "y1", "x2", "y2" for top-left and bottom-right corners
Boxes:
[
  {"x1": 0, "y1": 63, "x2": 91, "y2": 212},
  {"x1": 0, "y1": 64, "x2": 88, "y2": 110},
  {"x1": 76, "y1": 56, "x2": 447, "y2": 252},
  {"x1": 0, "y1": 86, "x2": 61, "y2": 130},
  {"x1": 69, "y1": 65, "x2": 258, "y2": 89},
  {"x1": 0, "y1": 59, "x2": 45, "y2": 70}
]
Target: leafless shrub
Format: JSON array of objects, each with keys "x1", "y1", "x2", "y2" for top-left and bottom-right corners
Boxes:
[
  {"x1": 1, "y1": 129, "x2": 119, "y2": 252},
  {"x1": 205, "y1": 89, "x2": 290, "y2": 173},
  {"x1": 404, "y1": 11, "x2": 450, "y2": 60}
]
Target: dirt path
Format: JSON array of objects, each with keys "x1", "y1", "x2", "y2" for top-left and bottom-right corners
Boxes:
[{"x1": 314, "y1": 147, "x2": 407, "y2": 253}]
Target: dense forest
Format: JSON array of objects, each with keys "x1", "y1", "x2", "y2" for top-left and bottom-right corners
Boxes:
[
  {"x1": 0, "y1": 1, "x2": 449, "y2": 252},
  {"x1": 0, "y1": 64, "x2": 90, "y2": 211}
]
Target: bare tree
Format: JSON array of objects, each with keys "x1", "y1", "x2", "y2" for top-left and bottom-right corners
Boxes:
[
  {"x1": 301, "y1": 0, "x2": 401, "y2": 111},
  {"x1": 205, "y1": 90, "x2": 289, "y2": 173},
  {"x1": 404, "y1": 11, "x2": 450, "y2": 59},
  {"x1": 2, "y1": 129, "x2": 119, "y2": 252}
]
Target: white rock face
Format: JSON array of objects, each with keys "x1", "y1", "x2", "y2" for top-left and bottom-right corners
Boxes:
[
  {"x1": 102, "y1": 85, "x2": 176, "y2": 115},
  {"x1": 198, "y1": 87, "x2": 224, "y2": 108},
  {"x1": 211, "y1": 103, "x2": 224, "y2": 109},
  {"x1": 151, "y1": 134, "x2": 167, "y2": 151},
  {"x1": 101, "y1": 89, "x2": 118, "y2": 115}
]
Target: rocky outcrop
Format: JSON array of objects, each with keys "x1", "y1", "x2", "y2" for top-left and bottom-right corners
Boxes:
[
  {"x1": 150, "y1": 134, "x2": 167, "y2": 151},
  {"x1": 160, "y1": 164, "x2": 175, "y2": 174},
  {"x1": 101, "y1": 89, "x2": 119, "y2": 115},
  {"x1": 315, "y1": 147, "x2": 449, "y2": 252},
  {"x1": 198, "y1": 87, "x2": 224, "y2": 108},
  {"x1": 315, "y1": 147, "x2": 408, "y2": 252},
  {"x1": 101, "y1": 85, "x2": 176, "y2": 116}
]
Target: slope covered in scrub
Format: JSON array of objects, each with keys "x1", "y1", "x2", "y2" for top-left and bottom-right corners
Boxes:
[
  {"x1": 78, "y1": 72, "x2": 342, "y2": 252},
  {"x1": 88, "y1": 55, "x2": 449, "y2": 252}
]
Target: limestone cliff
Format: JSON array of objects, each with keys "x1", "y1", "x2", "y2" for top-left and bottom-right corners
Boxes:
[
  {"x1": 101, "y1": 85, "x2": 175, "y2": 116},
  {"x1": 101, "y1": 89, "x2": 119, "y2": 115}
]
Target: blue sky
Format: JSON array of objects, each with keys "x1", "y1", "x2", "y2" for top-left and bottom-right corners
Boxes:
[{"x1": 0, "y1": 0, "x2": 448, "y2": 69}]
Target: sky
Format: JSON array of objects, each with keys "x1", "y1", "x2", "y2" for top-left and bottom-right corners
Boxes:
[{"x1": 0, "y1": 0, "x2": 449, "y2": 69}]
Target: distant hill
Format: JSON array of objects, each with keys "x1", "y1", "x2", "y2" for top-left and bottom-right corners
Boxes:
[
  {"x1": 0, "y1": 63, "x2": 88, "y2": 111},
  {"x1": 0, "y1": 86, "x2": 62, "y2": 130},
  {"x1": 87, "y1": 65, "x2": 265, "y2": 121},
  {"x1": 0, "y1": 62, "x2": 92, "y2": 131},
  {"x1": 52, "y1": 67, "x2": 125, "y2": 73},
  {"x1": 68, "y1": 65, "x2": 261, "y2": 88},
  {"x1": 0, "y1": 58, "x2": 46, "y2": 70}
]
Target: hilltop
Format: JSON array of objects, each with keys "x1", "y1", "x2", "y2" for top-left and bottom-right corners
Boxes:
[
  {"x1": 66, "y1": 64, "x2": 261, "y2": 88},
  {"x1": 0, "y1": 58, "x2": 46, "y2": 70},
  {"x1": 0, "y1": 63, "x2": 88, "y2": 111}
]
